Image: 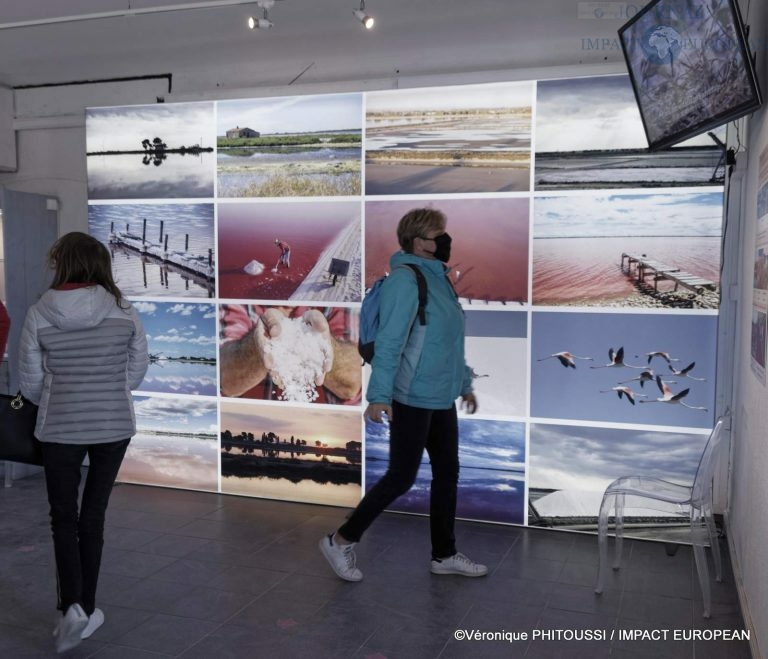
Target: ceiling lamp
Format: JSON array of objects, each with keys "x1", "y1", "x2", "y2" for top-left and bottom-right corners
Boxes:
[
  {"x1": 248, "y1": 0, "x2": 274, "y2": 29},
  {"x1": 352, "y1": 0, "x2": 374, "y2": 29}
]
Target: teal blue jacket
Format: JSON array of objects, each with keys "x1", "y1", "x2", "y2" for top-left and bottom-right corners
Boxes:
[{"x1": 366, "y1": 251, "x2": 473, "y2": 409}]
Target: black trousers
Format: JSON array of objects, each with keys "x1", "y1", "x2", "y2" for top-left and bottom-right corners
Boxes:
[
  {"x1": 42, "y1": 439, "x2": 130, "y2": 615},
  {"x1": 339, "y1": 400, "x2": 459, "y2": 559}
]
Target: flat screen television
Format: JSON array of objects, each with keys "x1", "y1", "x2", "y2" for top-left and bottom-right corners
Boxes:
[{"x1": 618, "y1": 0, "x2": 762, "y2": 150}]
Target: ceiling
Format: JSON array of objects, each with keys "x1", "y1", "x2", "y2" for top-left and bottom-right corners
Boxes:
[{"x1": 0, "y1": 0, "x2": 627, "y2": 96}]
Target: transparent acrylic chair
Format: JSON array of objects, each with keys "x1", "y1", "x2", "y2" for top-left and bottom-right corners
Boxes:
[{"x1": 594, "y1": 415, "x2": 727, "y2": 618}]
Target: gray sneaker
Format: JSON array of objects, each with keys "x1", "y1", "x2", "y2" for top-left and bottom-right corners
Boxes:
[
  {"x1": 319, "y1": 533, "x2": 363, "y2": 582},
  {"x1": 431, "y1": 552, "x2": 488, "y2": 577}
]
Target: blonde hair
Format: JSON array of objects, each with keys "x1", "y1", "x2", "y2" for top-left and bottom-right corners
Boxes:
[
  {"x1": 396, "y1": 208, "x2": 446, "y2": 253},
  {"x1": 48, "y1": 232, "x2": 126, "y2": 307}
]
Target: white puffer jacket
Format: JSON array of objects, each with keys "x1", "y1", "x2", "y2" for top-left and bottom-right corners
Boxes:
[{"x1": 18, "y1": 285, "x2": 149, "y2": 444}]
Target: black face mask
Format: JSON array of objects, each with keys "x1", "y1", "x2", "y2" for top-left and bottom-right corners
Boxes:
[{"x1": 426, "y1": 232, "x2": 452, "y2": 262}]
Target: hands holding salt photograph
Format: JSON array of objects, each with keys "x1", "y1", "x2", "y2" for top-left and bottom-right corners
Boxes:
[{"x1": 219, "y1": 304, "x2": 362, "y2": 405}]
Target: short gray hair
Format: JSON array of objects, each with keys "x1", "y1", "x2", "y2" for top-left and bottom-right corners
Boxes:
[{"x1": 396, "y1": 208, "x2": 446, "y2": 253}]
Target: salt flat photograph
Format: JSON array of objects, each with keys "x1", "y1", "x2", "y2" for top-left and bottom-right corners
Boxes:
[
  {"x1": 534, "y1": 75, "x2": 725, "y2": 190},
  {"x1": 365, "y1": 417, "x2": 526, "y2": 525},
  {"x1": 528, "y1": 422, "x2": 708, "y2": 538},
  {"x1": 133, "y1": 301, "x2": 216, "y2": 396},
  {"x1": 532, "y1": 191, "x2": 722, "y2": 309},
  {"x1": 86, "y1": 101, "x2": 215, "y2": 199},
  {"x1": 464, "y1": 310, "x2": 527, "y2": 417},
  {"x1": 365, "y1": 198, "x2": 529, "y2": 306},
  {"x1": 531, "y1": 311, "x2": 717, "y2": 429},
  {"x1": 119, "y1": 395, "x2": 218, "y2": 492},
  {"x1": 220, "y1": 401, "x2": 362, "y2": 506},
  {"x1": 217, "y1": 93, "x2": 362, "y2": 197},
  {"x1": 89, "y1": 202, "x2": 215, "y2": 297},
  {"x1": 218, "y1": 200, "x2": 361, "y2": 302},
  {"x1": 365, "y1": 81, "x2": 532, "y2": 194}
]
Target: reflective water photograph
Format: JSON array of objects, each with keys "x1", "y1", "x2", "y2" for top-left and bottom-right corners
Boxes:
[{"x1": 86, "y1": 101, "x2": 215, "y2": 199}]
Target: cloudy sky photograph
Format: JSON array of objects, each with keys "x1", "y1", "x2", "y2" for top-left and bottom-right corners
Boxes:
[{"x1": 133, "y1": 302, "x2": 216, "y2": 359}]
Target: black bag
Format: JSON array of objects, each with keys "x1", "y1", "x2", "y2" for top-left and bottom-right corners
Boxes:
[{"x1": 0, "y1": 392, "x2": 43, "y2": 466}]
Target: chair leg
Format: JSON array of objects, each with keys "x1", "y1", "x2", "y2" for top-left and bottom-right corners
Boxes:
[
  {"x1": 595, "y1": 493, "x2": 613, "y2": 594},
  {"x1": 613, "y1": 493, "x2": 625, "y2": 570},
  {"x1": 703, "y1": 503, "x2": 723, "y2": 582},
  {"x1": 692, "y1": 510, "x2": 712, "y2": 618}
]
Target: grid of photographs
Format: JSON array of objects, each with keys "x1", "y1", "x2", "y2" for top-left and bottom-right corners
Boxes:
[{"x1": 86, "y1": 73, "x2": 723, "y2": 537}]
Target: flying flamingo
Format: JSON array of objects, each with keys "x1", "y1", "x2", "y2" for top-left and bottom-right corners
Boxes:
[
  {"x1": 537, "y1": 351, "x2": 593, "y2": 369},
  {"x1": 642, "y1": 350, "x2": 680, "y2": 365},
  {"x1": 599, "y1": 385, "x2": 647, "y2": 406},
  {"x1": 668, "y1": 361, "x2": 706, "y2": 381},
  {"x1": 590, "y1": 347, "x2": 643, "y2": 369},
  {"x1": 639, "y1": 375, "x2": 708, "y2": 411},
  {"x1": 618, "y1": 368, "x2": 656, "y2": 388}
]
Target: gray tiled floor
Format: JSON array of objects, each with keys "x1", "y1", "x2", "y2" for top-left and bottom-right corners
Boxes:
[{"x1": 0, "y1": 472, "x2": 752, "y2": 658}]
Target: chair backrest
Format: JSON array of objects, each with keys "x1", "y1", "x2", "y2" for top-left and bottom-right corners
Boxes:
[{"x1": 690, "y1": 416, "x2": 727, "y2": 507}]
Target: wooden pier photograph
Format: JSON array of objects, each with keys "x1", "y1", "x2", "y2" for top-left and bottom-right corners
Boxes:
[
  {"x1": 532, "y1": 191, "x2": 723, "y2": 309},
  {"x1": 365, "y1": 197, "x2": 529, "y2": 306},
  {"x1": 365, "y1": 416, "x2": 526, "y2": 525},
  {"x1": 86, "y1": 101, "x2": 215, "y2": 199},
  {"x1": 89, "y1": 202, "x2": 215, "y2": 298},
  {"x1": 217, "y1": 199, "x2": 361, "y2": 302},
  {"x1": 528, "y1": 422, "x2": 708, "y2": 537},
  {"x1": 132, "y1": 301, "x2": 217, "y2": 396},
  {"x1": 217, "y1": 93, "x2": 362, "y2": 197},
  {"x1": 119, "y1": 395, "x2": 219, "y2": 492},
  {"x1": 365, "y1": 81, "x2": 532, "y2": 195},
  {"x1": 220, "y1": 401, "x2": 362, "y2": 506},
  {"x1": 534, "y1": 75, "x2": 726, "y2": 190}
]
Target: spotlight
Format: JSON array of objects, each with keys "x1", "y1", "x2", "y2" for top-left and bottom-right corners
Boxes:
[
  {"x1": 248, "y1": 0, "x2": 274, "y2": 30},
  {"x1": 352, "y1": 1, "x2": 374, "y2": 29},
  {"x1": 248, "y1": 15, "x2": 273, "y2": 29}
]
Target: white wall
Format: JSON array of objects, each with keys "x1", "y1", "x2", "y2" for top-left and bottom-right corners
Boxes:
[{"x1": 730, "y1": 0, "x2": 768, "y2": 654}]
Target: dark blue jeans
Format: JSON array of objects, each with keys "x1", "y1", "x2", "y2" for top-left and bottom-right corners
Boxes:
[
  {"x1": 339, "y1": 401, "x2": 459, "y2": 559},
  {"x1": 42, "y1": 439, "x2": 130, "y2": 615}
]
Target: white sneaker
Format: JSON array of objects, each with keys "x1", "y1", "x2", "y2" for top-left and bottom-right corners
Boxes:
[
  {"x1": 431, "y1": 552, "x2": 488, "y2": 577},
  {"x1": 53, "y1": 603, "x2": 88, "y2": 653},
  {"x1": 319, "y1": 533, "x2": 363, "y2": 582},
  {"x1": 81, "y1": 608, "x2": 105, "y2": 639}
]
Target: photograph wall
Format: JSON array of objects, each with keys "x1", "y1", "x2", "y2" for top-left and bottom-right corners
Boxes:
[{"x1": 86, "y1": 74, "x2": 722, "y2": 535}]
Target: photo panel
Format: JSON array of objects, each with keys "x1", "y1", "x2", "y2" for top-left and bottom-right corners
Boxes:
[
  {"x1": 365, "y1": 197, "x2": 529, "y2": 305},
  {"x1": 219, "y1": 304, "x2": 362, "y2": 405},
  {"x1": 365, "y1": 81, "x2": 533, "y2": 195},
  {"x1": 218, "y1": 200, "x2": 361, "y2": 302},
  {"x1": 528, "y1": 422, "x2": 708, "y2": 538},
  {"x1": 133, "y1": 301, "x2": 217, "y2": 396},
  {"x1": 464, "y1": 310, "x2": 527, "y2": 417},
  {"x1": 89, "y1": 202, "x2": 215, "y2": 298},
  {"x1": 534, "y1": 75, "x2": 725, "y2": 190},
  {"x1": 531, "y1": 311, "x2": 717, "y2": 428},
  {"x1": 119, "y1": 395, "x2": 219, "y2": 492},
  {"x1": 221, "y1": 401, "x2": 362, "y2": 506},
  {"x1": 532, "y1": 191, "x2": 722, "y2": 309},
  {"x1": 365, "y1": 417, "x2": 526, "y2": 525},
  {"x1": 86, "y1": 101, "x2": 216, "y2": 199},
  {"x1": 217, "y1": 93, "x2": 363, "y2": 198}
]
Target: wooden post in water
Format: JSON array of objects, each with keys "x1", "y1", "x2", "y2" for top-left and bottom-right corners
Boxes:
[
  {"x1": 208, "y1": 249, "x2": 213, "y2": 266},
  {"x1": 185, "y1": 234, "x2": 189, "y2": 251},
  {"x1": 164, "y1": 234, "x2": 169, "y2": 252},
  {"x1": 142, "y1": 218, "x2": 147, "y2": 244},
  {"x1": 159, "y1": 220, "x2": 164, "y2": 243},
  {"x1": 126, "y1": 222, "x2": 130, "y2": 233},
  {"x1": 110, "y1": 221, "x2": 114, "y2": 233}
]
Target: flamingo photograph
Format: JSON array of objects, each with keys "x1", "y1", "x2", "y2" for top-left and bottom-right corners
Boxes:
[
  {"x1": 639, "y1": 375, "x2": 709, "y2": 411},
  {"x1": 531, "y1": 311, "x2": 717, "y2": 427},
  {"x1": 537, "y1": 351, "x2": 592, "y2": 369},
  {"x1": 669, "y1": 361, "x2": 707, "y2": 381}
]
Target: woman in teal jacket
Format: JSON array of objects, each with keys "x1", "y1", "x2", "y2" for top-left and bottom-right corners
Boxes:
[{"x1": 320, "y1": 208, "x2": 487, "y2": 581}]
